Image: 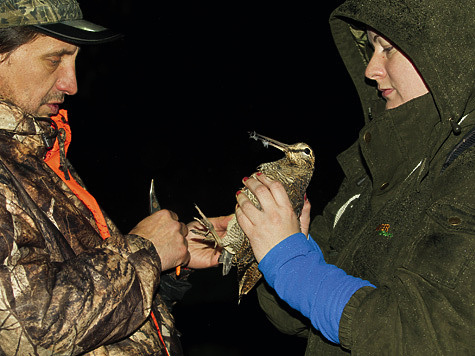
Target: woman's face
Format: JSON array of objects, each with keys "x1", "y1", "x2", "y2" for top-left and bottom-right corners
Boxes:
[{"x1": 365, "y1": 30, "x2": 429, "y2": 109}]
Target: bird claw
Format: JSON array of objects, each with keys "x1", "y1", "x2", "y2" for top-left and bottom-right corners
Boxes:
[{"x1": 191, "y1": 204, "x2": 224, "y2": 248}]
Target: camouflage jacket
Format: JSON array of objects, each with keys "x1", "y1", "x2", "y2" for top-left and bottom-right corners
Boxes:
[{"x1": 0, "y1": 102, "x2": 182, "y2": 355}]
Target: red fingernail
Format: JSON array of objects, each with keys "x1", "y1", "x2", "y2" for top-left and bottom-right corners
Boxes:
[
  {"x1": 236, "y1": 190, "x2": 242, "y2": 196},
  {"x1": 256, "y1": 172, "x2": 263, "y2": 176},
  {"x1": 304, "y1": 193, "x2": 308, "y2": 201},
  {"x1": 243, "y1": 177, "x2": 249, "y2": 182}
]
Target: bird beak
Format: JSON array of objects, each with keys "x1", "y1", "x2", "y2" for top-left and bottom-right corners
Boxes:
[{"x1": 249, "y1": 132, "x2": 290, "y2": 152}]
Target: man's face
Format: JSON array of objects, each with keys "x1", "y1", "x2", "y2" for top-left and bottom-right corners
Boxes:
[{"x1": 0, "y1": 34, "x2": 79, "y2": 117}]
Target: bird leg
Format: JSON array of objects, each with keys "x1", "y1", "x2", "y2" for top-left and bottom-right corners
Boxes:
[{"x1": 191, "y1": 204, "x2": 224, "y2": 248}]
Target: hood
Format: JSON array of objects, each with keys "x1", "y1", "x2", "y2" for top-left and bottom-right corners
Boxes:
[{"x1": 329, "y1": 0, "x2": 475, "y2": 127}]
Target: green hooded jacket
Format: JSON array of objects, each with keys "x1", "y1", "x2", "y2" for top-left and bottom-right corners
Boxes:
[{"x1": 256, "y1": 0, "x2": 475, "y2": 354}]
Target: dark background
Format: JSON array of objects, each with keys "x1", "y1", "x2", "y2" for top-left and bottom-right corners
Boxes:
[{"x1": 65, "y1": 2, "x2": 362, "y2": 355}]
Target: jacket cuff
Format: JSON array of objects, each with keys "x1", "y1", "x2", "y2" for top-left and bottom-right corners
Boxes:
[
  {"x1": 103, "y1": 234, "x2": 162, "y2": 304},
  {"x1": 338, "y1": 285, "x2": 375, "y2": 349}
]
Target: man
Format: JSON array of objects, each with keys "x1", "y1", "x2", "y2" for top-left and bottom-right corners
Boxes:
[{"x1": 0, "y1": 1, "x2": 229, "y2": 355}]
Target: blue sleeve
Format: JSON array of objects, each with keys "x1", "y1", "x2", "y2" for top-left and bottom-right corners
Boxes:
[{"x1": 258, "y1": 233, "x2": 376, "y2": 344}]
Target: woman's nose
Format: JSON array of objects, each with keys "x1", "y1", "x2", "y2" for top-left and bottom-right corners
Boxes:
[{"x1": 365, "y1": 53, "x2": 385, "y2": 81}]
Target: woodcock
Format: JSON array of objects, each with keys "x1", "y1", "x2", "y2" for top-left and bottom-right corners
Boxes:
[{"x1": 194, "y1": 132, "x2": 315, "y2": 301}]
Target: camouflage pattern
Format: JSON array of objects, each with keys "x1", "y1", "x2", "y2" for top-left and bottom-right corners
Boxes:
[
  {"x1": 0, "y1": 101, "x2": 182, "y2": 355},
  {"x1": 0, "y1": 0, "x2": 82, "y2": 28}
]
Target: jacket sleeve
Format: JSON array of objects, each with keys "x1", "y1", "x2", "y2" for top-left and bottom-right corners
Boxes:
[
  {"x1": 256, "y1": 282, "x2": 310, "y2": 338},
  {"x1": 0, "y1": 196, "x2": 162, "y2": 355},
  {"x1": 258, "y1": 233, "x2": 375, "y2": 344}
]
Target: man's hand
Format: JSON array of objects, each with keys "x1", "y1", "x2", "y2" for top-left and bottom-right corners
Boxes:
[
  {"x1": 186, "y1": 215, "x2": 232, "y2": 269},
  {"x1": 129, "y1": 209, "x2": 190, "y2": 271}
]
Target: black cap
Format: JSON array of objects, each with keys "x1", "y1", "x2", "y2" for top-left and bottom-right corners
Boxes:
[{"x1": 33, "y1": 19, "x2": 123, "y2": 45}]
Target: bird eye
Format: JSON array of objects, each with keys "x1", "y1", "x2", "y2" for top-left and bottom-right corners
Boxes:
[{"x1": 304, "y1": 148, "x2": 311, "y2": 155}]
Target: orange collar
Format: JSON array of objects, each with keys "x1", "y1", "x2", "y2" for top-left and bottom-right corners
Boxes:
[{"x1": 44, "y1": 110, "x2": 110, "y2": 240}]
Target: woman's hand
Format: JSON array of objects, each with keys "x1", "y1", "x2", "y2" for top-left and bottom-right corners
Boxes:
[
  {"x1": 235, "y1": 173, "x2": 304, "y2": 262},
  {"x1": 300, "y1": 195, "x2": 311, "y2": 237}
]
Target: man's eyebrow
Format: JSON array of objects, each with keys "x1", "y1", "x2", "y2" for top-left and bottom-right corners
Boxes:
[{"x1": 43, "y1": 47, "x2": 80, "y2": 57}]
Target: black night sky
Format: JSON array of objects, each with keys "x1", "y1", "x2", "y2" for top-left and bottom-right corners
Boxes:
[{"x1": 64, "y1": 2, "x2": 362, "y2": 355}]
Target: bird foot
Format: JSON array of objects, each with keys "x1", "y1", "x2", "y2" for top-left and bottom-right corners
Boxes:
[{"x1": 191, "y1": 204, "x2": 224, "y2": 248}]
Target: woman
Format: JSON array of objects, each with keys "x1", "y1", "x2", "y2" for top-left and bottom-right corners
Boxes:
[{"x1": 235, "y1": 0, "x2": 474, "y2": 354}]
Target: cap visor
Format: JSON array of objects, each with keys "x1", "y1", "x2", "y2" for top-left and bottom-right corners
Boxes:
[{"x1": 33, "y1": 19, "x2": 123, "y2": 45}]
